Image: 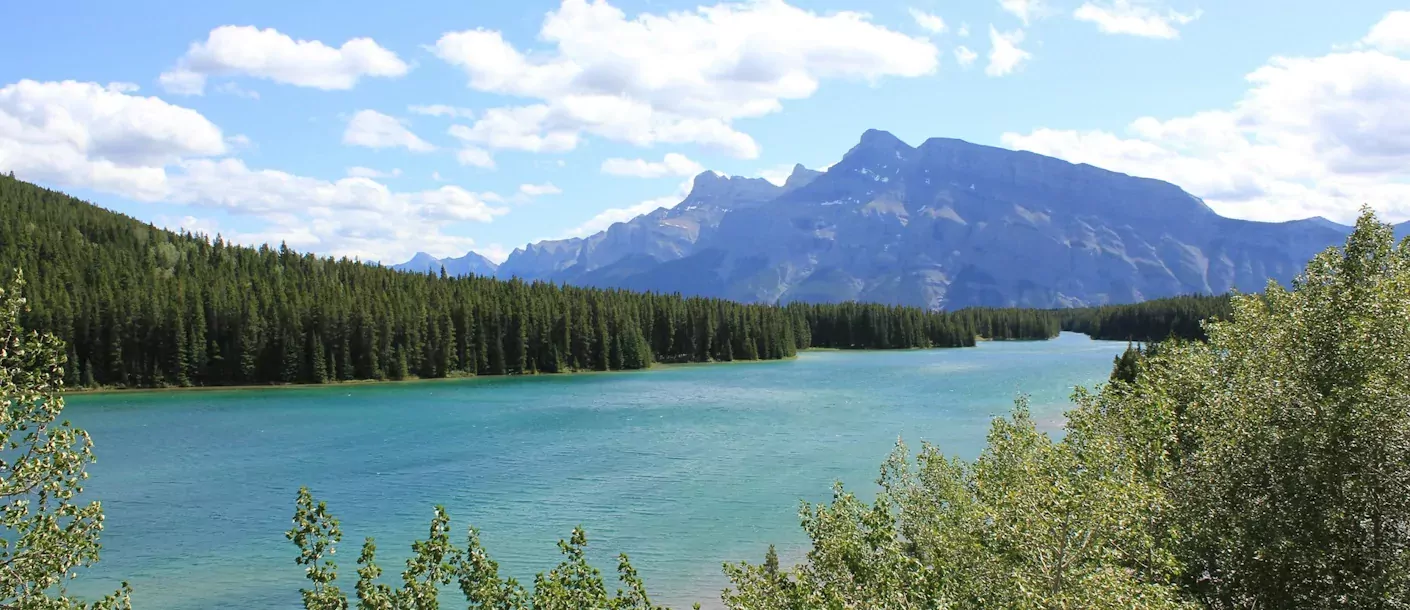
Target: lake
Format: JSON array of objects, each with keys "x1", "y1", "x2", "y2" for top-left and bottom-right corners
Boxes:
[{"x1": 65, "y1": 332, "x2": 1127, "y2": 609}]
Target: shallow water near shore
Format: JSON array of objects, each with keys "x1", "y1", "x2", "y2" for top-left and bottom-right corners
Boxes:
[{"x1": 65, "y1": 332, "x2": 1126, "y2": 609}]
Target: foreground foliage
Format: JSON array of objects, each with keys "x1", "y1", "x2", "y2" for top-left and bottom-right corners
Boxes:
[
  {"x1": 288, "y1": 487, "x2": 691, "y2": 610},
  {"x1": 0, "y1": 274, "x2": 129, "y2": 608},
  {"x1": 293, "y1": 210, "x2": 1410, "y2": 609}
]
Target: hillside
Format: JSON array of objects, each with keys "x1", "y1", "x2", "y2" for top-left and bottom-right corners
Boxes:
[
  {"x1": 0, "y1": 174, "x2": 1055, "y2": 389},
  {"x1": 486, "y1": 131, "x2": 1406, "y2": 310}
]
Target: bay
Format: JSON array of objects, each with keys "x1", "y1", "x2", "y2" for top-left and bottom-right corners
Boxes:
[{"x1": 65, "y1": 332, "x2": 1127, "y2": 608}]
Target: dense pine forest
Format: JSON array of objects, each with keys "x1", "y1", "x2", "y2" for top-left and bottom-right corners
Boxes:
[
  {"x1": 1059, "y1": 294, "x2": 1233, "y2": 342},
  {"x1": 0, "y1": 175, "x2": 1059, "y2": 389}
]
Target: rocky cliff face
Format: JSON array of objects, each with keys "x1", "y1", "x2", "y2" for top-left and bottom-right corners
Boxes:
[{"x1": 472, "y1": 130, "x2": 1369, "y2": 309}]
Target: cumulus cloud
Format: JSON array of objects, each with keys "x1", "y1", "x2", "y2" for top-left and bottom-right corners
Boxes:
[
  {"x1": 159, "y1": 25, "x2": 408, "y2": 95},
  {"x1": 1363, "y1": 10, "x2": 1410, "y2": 54},
  {"x1": 456, "y1": 146, "x2": 496, "y2": 169},
  {"x1": 1000, "y1": 13, "x2": 1410, "y2": 224},
  {"x1": 999, "y1": 0, "x2": 1046, "y2": 25},
  {"x1": 165, "y1": 158, "x2": 508, "y2": 261},
  {"x1": 954, "y1": 46, "x2": 979, "y2": 68},
  {"x1": 432, "y1": 0, "x2": 937, "y2": 160},
  {"x1": 0, "y1": 78, "x2": 507, "y2": 263},
  {"x1": 910, "y1": 9, "x2": 947, "y2": 34},
  {"x1": 409, "y1": 104, "x2": 475, "y2": 119},
  {"x1": 600, "y1": 153, "x2": 704, "y2": 178},
  {"x1": 343, "y1": 110, "x2": 435, "y2": 152},
  {"x1": 0, "y1": 79, "x2": 226, "y2": 199},
  {"x1": 987, "y1": 26, "x2": 1032, "y2": 76},
  {"x1": 1074, "y1": 1, "x2": 1201, "y2": 39}
]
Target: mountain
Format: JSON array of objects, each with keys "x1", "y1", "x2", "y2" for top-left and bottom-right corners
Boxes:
[
  {"x1": 392, "y1": 250, "x2": 499, "y2": 277},
  {"x1": 499, "y1": 130, "x2": 1372, "y2": 309},
  {"x1": 497, "y1": 166, "x2": 821, "y2": 284}
]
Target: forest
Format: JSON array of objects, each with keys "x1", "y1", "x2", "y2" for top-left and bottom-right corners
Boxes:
[
  {"x1": 1059, "y1": 293, "x2": 1233, "y2": 341},
  {"x1": 0, "y1": 174, "x2": 1059, "y2": 389}
]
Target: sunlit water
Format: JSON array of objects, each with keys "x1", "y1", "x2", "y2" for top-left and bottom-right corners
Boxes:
[{"x1": 65, "y1": 333, "x2": 1126, "y2": 608}]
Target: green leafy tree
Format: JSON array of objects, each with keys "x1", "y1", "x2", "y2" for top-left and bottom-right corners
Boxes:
[
  {"x1": 288, "y1": 488, "x2": 695, "y2": 610},
  {"x1": 723, "y1": 400, "x2": 1189, "y2": 610},
  {"x1": 0, "y1": 273, "x2": 130, "y2": 608}
]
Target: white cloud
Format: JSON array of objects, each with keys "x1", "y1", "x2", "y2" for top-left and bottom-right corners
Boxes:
[
  {"x1": 600, "y1": 152, "x2": 704, "y2": 178},
  {"x1": 955, "y1": 46, "x2": 979, "y2": 68},
  {"x1": 477, "y1": 243, "x2": 512, "y2": 264},
  {"x1": 409, "y1": 104, "x2": 475, "y2": 119},
  {"x1": 343, "y1": 110, "x2": 435, "y2": 152},
  {"x1": 1364, "y1": 10, "x2": 1410, "y2": 55},
  {"x1": 910, "y1": 9, "x2": 947, "y2": 34},
  {"x1": 1000, "y1": 20, "x2": 1410, "y2": 224},
  {"x1": 987, "y1": 26, "x2": 1032, "y2": 76},
  {"x1": 432, "y1": 0, "x2": 937, "y2": 160},
  {"x1": 448, "y1": 106, "x2": 579, "y2": 153},
  {"x1": 456, "y1": 146, "x2": 496, "y2": 169},
  {"x1": 214, "y1": 81, "x2": 261, "y2": 100},
  {"x1": 106, "y1": 82, "x2": 140, "y2": 93},
  {"x1": 157, "y1": 214, "x2": 222, "y2": 237},
  {"x1": 999, "y1": 0, "x2": 1045, "y2": 25},
  {"x1": 756, "y1": 164, "x2": 795, "y2": 186},
  {"x1": 158, "y1": 70, "x2": 206, "y2": 96},
  {"x1": 0, "y1": 79, "x2": 226, "y2": 200},
  {"x1": 0, "y1": 79, "x2": 510, "y2": 263},
  {"x1": 958, "y1": 23, "x2": 971, "y2": 37},
  {"x1": 347, "y1": 166, "x2": 401, "y2": 179},
  {"x1": 159, "y1": 25, "x2": 408, "y2": 95},
  {"x1": 519, "y1": 182, "x2": 562, "y2": 196},
  {"x1": 165, "y1": 158, "x2": 509, "y2": 261},
  {"x1": 1074, "y1": 1, "x2": 1201, "y2": 39}
]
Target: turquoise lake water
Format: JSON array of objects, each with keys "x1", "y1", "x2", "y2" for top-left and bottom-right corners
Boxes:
[{"x1": 64, "y1": 332, "x2": 1127, "y2": 609}]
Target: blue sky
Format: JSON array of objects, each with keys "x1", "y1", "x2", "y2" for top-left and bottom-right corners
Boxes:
[{"x1": 3, "y1": 0, "x2": 1409, "y2": 264}]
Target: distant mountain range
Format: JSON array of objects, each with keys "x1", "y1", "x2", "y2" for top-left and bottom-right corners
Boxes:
[
  {"x1": 399, "y1": 130, "x2": 1408, "y2": 309},
  {"x1": 391, "y1": 250, "x2": 499, "y2": 277}
]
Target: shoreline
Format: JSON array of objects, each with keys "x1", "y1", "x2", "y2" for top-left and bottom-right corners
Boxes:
[
  {"x1": 61, "y1": 352, "x2": 801, "y2": 397},
  {"x1": 63, "y1": 333, "x2": 1098, "y2": 397}
]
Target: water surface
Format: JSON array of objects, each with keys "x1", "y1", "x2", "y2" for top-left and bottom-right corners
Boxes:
[{"x1": 66, "y1": 333, "x2": 1125, "y2": 608}]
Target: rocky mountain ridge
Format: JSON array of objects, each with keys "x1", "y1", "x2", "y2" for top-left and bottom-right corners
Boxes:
[{"x1": 404, "y1": 130, "x2": 1404, "y2": 309}]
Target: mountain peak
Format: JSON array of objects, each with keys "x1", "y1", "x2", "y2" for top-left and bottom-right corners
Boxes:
[
  {"x1": 691, "y1": 170, "x2": 727, "y2": 190},
  {"x1": 858, "y1": 129, "x2": 909, "y2": 149},
  {"x1": 839, "y1": 129, "x2": 914, "y2": 166},
  {"x1": 783, "y1": 163, "x2": 823, "y2": 191}
]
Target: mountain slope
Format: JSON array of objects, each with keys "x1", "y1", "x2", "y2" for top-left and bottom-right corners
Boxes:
[
  {"x1": 496, "y1": 166, "x2": 820, "y2": 284},
  {"x1": 500, "y1": 130, "x2": 1362, "y2": 309}
]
